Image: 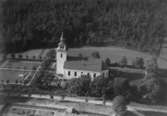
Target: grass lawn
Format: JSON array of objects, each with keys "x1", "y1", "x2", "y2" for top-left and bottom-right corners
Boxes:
[
  {"x1": 68, "y1": 46, "x2": 167, "y2": 70},
  {"x1": 43, "y1": 46, "x2": 152, "y2": 63},
  {"x1": 17, "y1": 46, "x2": 167, "y2": 70},
  {"x1": 68, "y1": 46, "x2": 151, "y2": 64}
]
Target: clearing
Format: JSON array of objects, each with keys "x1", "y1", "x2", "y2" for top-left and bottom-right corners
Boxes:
[
  {"x1": 2, "y1": 46, "x2": 167, "y2": 83},
  {"x1": 18, "y1": 46, "x2": 167, "y2": 70}
]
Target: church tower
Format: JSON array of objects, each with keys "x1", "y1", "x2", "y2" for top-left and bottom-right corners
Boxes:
[{"x1": 56, "y1": 32, "x2": 67, "y2": 75}]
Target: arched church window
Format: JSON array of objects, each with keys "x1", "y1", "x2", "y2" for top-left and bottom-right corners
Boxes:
[
  {"x1": 93, "y1": 73, "x2": 96, "y2": 78},
  {"x1": 60, "y1": 46, "x2": 64, "y2": 49},
  {"x1": 61, "y1": 53, "x2": 63, "y2": 58},
  {"x1": 68, "y1": 71, "x2": 71, "y2": 76},
  {"x1": 74, "y1": 72, "x2": 77, "y2": 76}
]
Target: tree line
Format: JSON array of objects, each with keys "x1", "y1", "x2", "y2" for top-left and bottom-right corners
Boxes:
[{"x1": 2, "y1": 0, "x2": 167, "y2": 54}]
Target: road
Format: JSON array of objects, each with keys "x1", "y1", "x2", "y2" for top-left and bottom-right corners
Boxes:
[
  {"x1": 1, "y1": 93, "x2": 167, "y2": 116},
  {"x1": 1, "y1": 93, "x2": 167, "y2": 114}
]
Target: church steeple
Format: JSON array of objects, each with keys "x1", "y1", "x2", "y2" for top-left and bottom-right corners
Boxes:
[
  {"x1": 60, "y1": 32, "x2": 64, "y2": 42},
  {"x1": 56, "y1": 32, "x2": 67, "y2": 75},
  {"x1": 57, "y1": 32, "x2": 66, "y2": 51}
]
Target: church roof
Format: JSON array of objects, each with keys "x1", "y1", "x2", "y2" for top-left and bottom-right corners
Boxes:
[
  {"x1": 67, "y1": 56, "x2": 87, "y2": 61},
  {"x1": 64, "y1": 59, "x2": 102, "y2": 72}
]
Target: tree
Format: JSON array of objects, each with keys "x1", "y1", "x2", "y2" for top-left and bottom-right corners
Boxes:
[
  {"x1": 26, "y1": 55, "x2": 29, "y2": 59},
  {"x1": 102, "y1": 88, "x2": 107, "y2": 105},
  {"x1": 113, "y1": 77, "x2": 131, "y2": 98},
  {"x1": 90, "y1": 76, "x2": 112, "y2": 97},
  {"x1": 11, "y1": 54, "x2": 15, "y2": 59},
  {"x1": 78, "y1": 53, "x2": 83, "y2": 59},
  {"x1": 91, "y1": 51, "x2": 100, "y2": 59},
  {"x1": 138, "y1": 77, "x2": 162, "y2": 104},
  {"x1": 18, "y1": 54, "x2": 23, "y2": 59},
  {"x1": 6, "y1": 80, "x2": 10, "y2": 84},
  {"x1": 67, "y1": 75, "x2": 91, "y2": 96},
  {"x1": 32, "y1": 66, "x2": 37, "y2": 70},
  {"x1": 33, "y1": 56, "x2": 36, "y2": 60},
  {"x1": 60, "y1": 80, "x2": 67, "y2": 89},
  {"x1": 132, "y1": 57, "x2": 144, "y2": 69},
  {"x1": 2, "y1": 0, "x2": 166, "y2": 54},
  {"x1": 105, "y1": 58, "x2": 111, "y2": 67},
  {"x1": 145, "y1": 57, "x2": 158, "y2": 74},
  {"x1": 119, "y1": 56, "x2": 127, "y2": 67},
  {"x1": 15, "y1": 80, "x2": 18, "y2": 84},
  {"x1": 111, "y1": 96, "x2": 128, "y2": 116},
  {"x1": 46, "y1": 49, "x2": 56, "y2": 59},
  {"x1": 39, "y1": 56, "x2": 42, "y2": 60}
]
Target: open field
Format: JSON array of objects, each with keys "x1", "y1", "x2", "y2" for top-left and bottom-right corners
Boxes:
[
  {"x1": 44, "y1": 46, "x2": 167, "y2": 71},
  {"x1": 68, "y1": 46, "x2": 167, "y2": 70},
  {"x1": 28, "y1": 46, "x2": 152, "y2": 64},
  {"x1": 14, "y1": 46, "x2": 167, "y2": 69},
  {"x1": 68, "y1": 47, "x2": 151, "y2": 63}
]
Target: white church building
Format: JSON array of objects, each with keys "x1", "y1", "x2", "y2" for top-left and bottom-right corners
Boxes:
[{"x1": 56, "y1": 33, "x2": 109, "y2": 80}]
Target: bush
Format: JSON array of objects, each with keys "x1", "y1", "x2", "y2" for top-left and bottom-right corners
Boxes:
[
  {"x1": 90, "y1": 76, "x2": 113, "y2": 99},
  {"x1": 26, "y1": 55, "x2": 29, "y2": 59},
  {"x1": 119, "y1": 56, "x2": 127, "y2": 67},
  {"x1": 60, "y1": 80, "x2": 67, "y2": 89},
  {"x1": 91, "y1": 51, "x2": 100, "y2": 59},
  {"x1": 32, "y1": 56, "x2": 36, "y2": 60},
  {"x1": 39, "y1": 56, "x2": 42, "y2": 60},
  {"x1": 112, "y1": 95, "x2": 128, "y2": 116},
  {"x1": 46, "y1": 49, "x2": 56, "y2": 59},
  {"x1": 11, "y1": 54, "x2": 15, "y2": 59},
  {"x1": 105, "y1": 58, "x2": 111, "y2": 67},
  {"x1": 32, "y1": 66, "x2": 37, "y2": 70},
  {"x1": 138, "y1": 77, "x2": 162, "y2": 104},
  {"x1": 67, "y1": 75, "x2": 91, "y2": 96},
  {"x1": 132, "y1": 57, "x2": 144, "y2": 69},
  {"x1": 145, "y1": 57, "x2": 158, "y2": 74},
  {"x1": 113, "y1": 77, "x2": 131, "y2": 98},
  {"x1": 18, "y1": 54, "x2": 23, "y2": 59}
]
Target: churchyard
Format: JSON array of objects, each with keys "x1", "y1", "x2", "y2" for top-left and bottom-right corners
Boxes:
[
  {"x1": 8, "y1": 46, "x2": 167, "y2": 69},
  {"x1": 0, "y1": 45, "x2": 166, "y2": 88},
  {"x1": 3, "y1": 61, "x2": 40, "y2": 70},
  {"x1": 0, "y1": 60, "x2": 41, "y2": 85}
]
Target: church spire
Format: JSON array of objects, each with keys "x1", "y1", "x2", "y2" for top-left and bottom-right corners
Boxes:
[
  {"x1": 60, "y1": 32, "x2": 64, "y2": 42},
  {"x1": 57, "y1": 32, "x2": 66, "y2": 51}
]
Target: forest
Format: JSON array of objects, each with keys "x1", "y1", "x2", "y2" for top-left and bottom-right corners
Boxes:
[{"x1": 1, "y1": 0, "x2": 167, "y2": 54}]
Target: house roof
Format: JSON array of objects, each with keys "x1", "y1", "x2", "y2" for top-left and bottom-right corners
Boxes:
[{"x1": 64, "y1": 59, "x2": 102, "y2": 72}]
